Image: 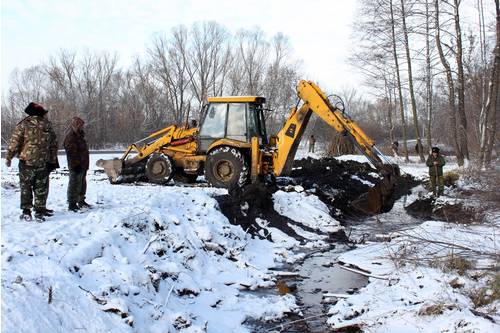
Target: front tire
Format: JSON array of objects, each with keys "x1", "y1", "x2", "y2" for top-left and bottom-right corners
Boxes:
[
  {"x1": 145, "y1": 153, "x2": 173, "y2": 184},
  {"x1": 205, "y1": 147, "x2": 248, "y2": 189}
]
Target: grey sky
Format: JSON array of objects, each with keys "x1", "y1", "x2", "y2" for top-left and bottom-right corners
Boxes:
[{"x1": 1, "y1": 0, "x2": 361, "y2": 96}]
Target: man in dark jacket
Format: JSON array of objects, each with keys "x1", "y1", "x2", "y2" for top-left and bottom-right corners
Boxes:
[
  {"x1": 426, "y1": 147, "x2": 446, "y2": 196},
  {"x1": 64, "y1": 117, "x2": 90, "y2": 211},
  {"x1": 5, "y1": 102, "x2": 59, "y2": 221}
]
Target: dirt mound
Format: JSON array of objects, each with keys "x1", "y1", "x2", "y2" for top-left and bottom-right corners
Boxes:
[
  {"x1": 216, "y1": 157, "x2": 419, "y2": 242},
  {"x1": 289, "y1": 157, "x2": 419, "y2": 218},
  {"x1": 405, "y1": 197, "x2": 482, "y2": 223},
  {"x1": 217, "y1": 182, "x2": 346, "y2": 243}
]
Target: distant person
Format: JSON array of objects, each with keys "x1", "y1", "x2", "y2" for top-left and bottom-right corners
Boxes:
[
  {"x1": 308, "y1": 135, "x2": 316, "y2": 153},
  {"x1": 64, "y1": 117, "x2": 90, "y2": 212},
  {"x1": 391, "y1": 141, "x2": 399, "y2": 156},
  {"x1": 426, "y1": 147, "x2": 446, "y2": 196},
  {"x1": 5, "y1": 102, "x2": 59, "y2": 221},
  {"x1": 189, "y1": 119, "x2": 198, "y2": 128}
]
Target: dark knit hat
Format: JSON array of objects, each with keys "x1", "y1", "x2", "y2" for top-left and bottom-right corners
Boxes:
[
  {"x1": 432, "y1": 147, "x2": 440, "y2": 153},
  {"x1": 25, "y1": 102, "x2": 48, "y2": 116},
  {"x1": 71, "y1": 116, "x2": 85, "y2": 129}
]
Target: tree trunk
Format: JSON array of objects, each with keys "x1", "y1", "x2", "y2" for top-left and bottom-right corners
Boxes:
[
  {"x1": 425, "y1": 0, "x2": 433, "y2": 153},
  {"x1": 401, "y1": 0, "x2": 425, "y2": 162},
  {"x1": 483, "y1": 0, "x2": 500, "y2": 167},
  {"x1": 435, "y1": 0, "x2": 464, "y2": 166},
  {"x1": 390, "y1": 0, "x2": 409, "y2": 162},
  {"x1": 453, "y1": 0, "x2": 469, "y2": 161}
]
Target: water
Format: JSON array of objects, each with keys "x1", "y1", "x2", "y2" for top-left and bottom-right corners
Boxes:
[{"x1": 247, "y1": 191, "x2": 424, "y2": 332}]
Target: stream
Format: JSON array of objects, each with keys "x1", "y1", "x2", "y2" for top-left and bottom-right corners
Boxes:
[{"x1": 247, "y1": 186, "x2": 425, "y2": 332}]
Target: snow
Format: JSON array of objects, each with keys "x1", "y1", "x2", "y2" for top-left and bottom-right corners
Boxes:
[
  {"x1": 273, "y1": 190, "x2": 342, "y2": 234},
  {"x1": 327, "y1": 221, "x2": 500, "y2": 332},
  {"x1": 327, "y1": 154, "x2": 500, "y2": 332},
  {"x1": 1, "y1": 154, "x2": 307, "y2": 332},
  {"x1": 3, "y1": 149, "x2": 498, "y2": 332}
]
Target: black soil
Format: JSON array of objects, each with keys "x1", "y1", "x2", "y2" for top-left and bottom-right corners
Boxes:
[
  {"x1": 216, "y1": 157, "x2": 419, "y2": 242},
  {"x1": 405, "y1": 197, "x2": 482, "y2": 223}
]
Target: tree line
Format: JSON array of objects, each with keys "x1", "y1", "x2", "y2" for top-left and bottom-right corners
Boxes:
[
  {"x1": 2, "y1": 1, "x2": 498, "y2": 169},
  {"x1": 350, "y1": 0, "x2": 499, "y2": 167},
  {"x1": 1, "y1": 22, "x2": 300, "y2": 149}
]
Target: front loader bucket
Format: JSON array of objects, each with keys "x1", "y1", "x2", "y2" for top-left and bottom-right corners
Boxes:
[
  {"x1": 96, "y1": 158, "x2": 147, "y2": 184},
  {"x1": 96, "y1": 158, "x2": 123, "y2": 183},
  {"x1": 351, "y1": 171, "x2": 398, "y2": 215}
]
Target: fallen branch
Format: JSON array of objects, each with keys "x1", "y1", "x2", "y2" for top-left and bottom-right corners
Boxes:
[{"x1": 337, "y1": 264, "x2": 393, "y2": 281}]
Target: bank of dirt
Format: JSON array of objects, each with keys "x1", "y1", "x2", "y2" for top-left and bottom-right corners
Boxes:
[{"x1": 216, "y1": 157, "x2": 420, "y2": 242}]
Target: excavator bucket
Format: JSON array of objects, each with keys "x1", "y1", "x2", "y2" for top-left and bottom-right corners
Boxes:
[{"x1": 351, "y1": 165, "x2": 399, "y2": 215}]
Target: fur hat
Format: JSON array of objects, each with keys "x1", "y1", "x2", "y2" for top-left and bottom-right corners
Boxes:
[
  {"x1": 25, "y1": 102, "x2": 48, "y2": 116},
  {"x1": 431, "y1": 147, "x2": 440, "y2": 153}
]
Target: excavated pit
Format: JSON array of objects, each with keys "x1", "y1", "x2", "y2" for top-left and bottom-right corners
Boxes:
[{"x1": 216, "y1": 157, "x2": 420, "y2": 242}]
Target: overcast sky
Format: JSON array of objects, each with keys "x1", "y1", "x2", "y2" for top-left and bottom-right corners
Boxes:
[{"x1": 1, "y1": 0, "x2": 363, "y2": 97}]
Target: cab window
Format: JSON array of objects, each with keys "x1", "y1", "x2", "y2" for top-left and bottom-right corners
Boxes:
[
  {"x1": 199, "y1": 103, "x2": 227, "y2": 138},
  {"x1": 226, "y1": 103, "x2": 246, "y2": 141}
]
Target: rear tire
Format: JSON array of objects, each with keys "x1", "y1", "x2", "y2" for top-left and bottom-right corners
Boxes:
[
  {"x1": 145, "y1": 153, "x2": 173, "y2": 184},
  {"x1": 205, "y1": 147, "x2": 248, "y2": 189}
]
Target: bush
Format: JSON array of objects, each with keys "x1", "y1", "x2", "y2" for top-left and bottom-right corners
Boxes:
[
  {"x1": 443, "y1": 171, "x2": 460, "y2": 187},
  {"x1": 469, "y1": 274, "x2": 500, "y2": 308}
]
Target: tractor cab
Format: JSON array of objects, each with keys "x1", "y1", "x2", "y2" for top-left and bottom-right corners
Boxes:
[{"x1": 198, "y1": 96, "x2": 268, "y2": 152}]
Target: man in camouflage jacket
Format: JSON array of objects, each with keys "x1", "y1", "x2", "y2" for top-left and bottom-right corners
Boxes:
[
  {"x1": 64, "y1": 117, "x2": 90, "y2": 211},
  {"x1": 5, "y1": 102, "x2": 59, "y2": 221},
  {"x1": 426, "y1": 146, "x2": 446, "y2": 196}
]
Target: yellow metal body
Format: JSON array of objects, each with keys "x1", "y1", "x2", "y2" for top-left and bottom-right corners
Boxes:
[
  {"x1": 207, "y1": 96, "x2": 265, "y2": 103},
  {"x1": 102, "y1": 80, "x2": 386, "y2": 187},
  {"x1": 269, "y1": 80, "x2": 384, "y2": 177}
]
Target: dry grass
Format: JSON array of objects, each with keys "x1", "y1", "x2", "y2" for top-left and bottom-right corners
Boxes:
[
  {"x1": 443, "y1": 171, "x2": 460, "y2": 187},
  {"x1": 469, "y1": 274, "x2": 500, "y2": 308},
  {"x1": 418, "y1": 302, "x2": 458, "y2": 316},
  {"x1": 430, "y1": 254, "x2": 474, "y2": 276}
]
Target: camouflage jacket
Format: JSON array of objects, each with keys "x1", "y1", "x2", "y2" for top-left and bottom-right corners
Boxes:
[
  {"x1": 6, "y1": 116, "x2": 58, "y2": 167},
  {"x1": 426, "y1": 155, "x2": 446, "y2": 176}
]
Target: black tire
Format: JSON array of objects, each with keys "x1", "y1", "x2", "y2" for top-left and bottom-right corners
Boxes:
[
  {"x1": 145, "y1": 153, "x2": 173, "y2": 184},
  {"x1": 205, "y1": 147, "x2": 248, "y2": 189}
]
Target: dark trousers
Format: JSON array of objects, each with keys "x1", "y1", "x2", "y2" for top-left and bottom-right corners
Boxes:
[
  {"x1": 19, "y1": 161, "x2": 48, "y2": 211},
  {"x1": 68, "y1": 169, "x2": 87, "y2": 204}
]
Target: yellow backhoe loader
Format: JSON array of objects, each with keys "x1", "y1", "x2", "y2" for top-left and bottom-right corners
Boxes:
[{"x1": 97, "y1": 80, "x2": 399, "y2": 214}]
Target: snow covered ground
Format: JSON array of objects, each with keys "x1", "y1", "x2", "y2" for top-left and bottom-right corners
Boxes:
[
  {"x1": 2, "y1": 148, "x2": 498, "y2": 332},
  {"x1": 1, "y1": 152, "x2": 338, "y2": 332},
  {"x1": 328, "y1": 155, "x2": 500, "y2": 332}
]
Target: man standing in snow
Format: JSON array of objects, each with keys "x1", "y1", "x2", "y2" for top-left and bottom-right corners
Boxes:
[
  {"x1": 426, "y1": 147, "x2": 446, "y2": 196},
  {"x1": 64, "y1": 117, "x2": 90, "y2": 212},
  {"x1": 5, "y1": 102, "x2": 59, "y2": 221},
  {"x1": 308, "y1": 135, "x2": 316, "y2": 153}
]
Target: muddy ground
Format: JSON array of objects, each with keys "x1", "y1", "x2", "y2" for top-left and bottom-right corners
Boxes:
[{"x1": 216, "y1": 157, "x2": 419, "y2": 242}]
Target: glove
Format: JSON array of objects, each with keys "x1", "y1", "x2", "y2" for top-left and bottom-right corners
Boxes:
[
  {"x1": 5, "y1": 159, "x2": 11, "y2": 168},
  {"x1": 72, "y1": 166, "x2": 82, "y2": 172}
]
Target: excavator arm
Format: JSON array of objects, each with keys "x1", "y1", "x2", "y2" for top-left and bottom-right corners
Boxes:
[
  {"x1": 273, "y1": 80, "x2": 390, "y2": 176},
  {"x1": 271, "y1": 80, "x2": 399, "y2": 214}
]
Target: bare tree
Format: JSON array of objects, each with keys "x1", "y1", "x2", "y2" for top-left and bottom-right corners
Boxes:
[{"x1": 435, "y1": 0, "x2": 464, "y2": 165}]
